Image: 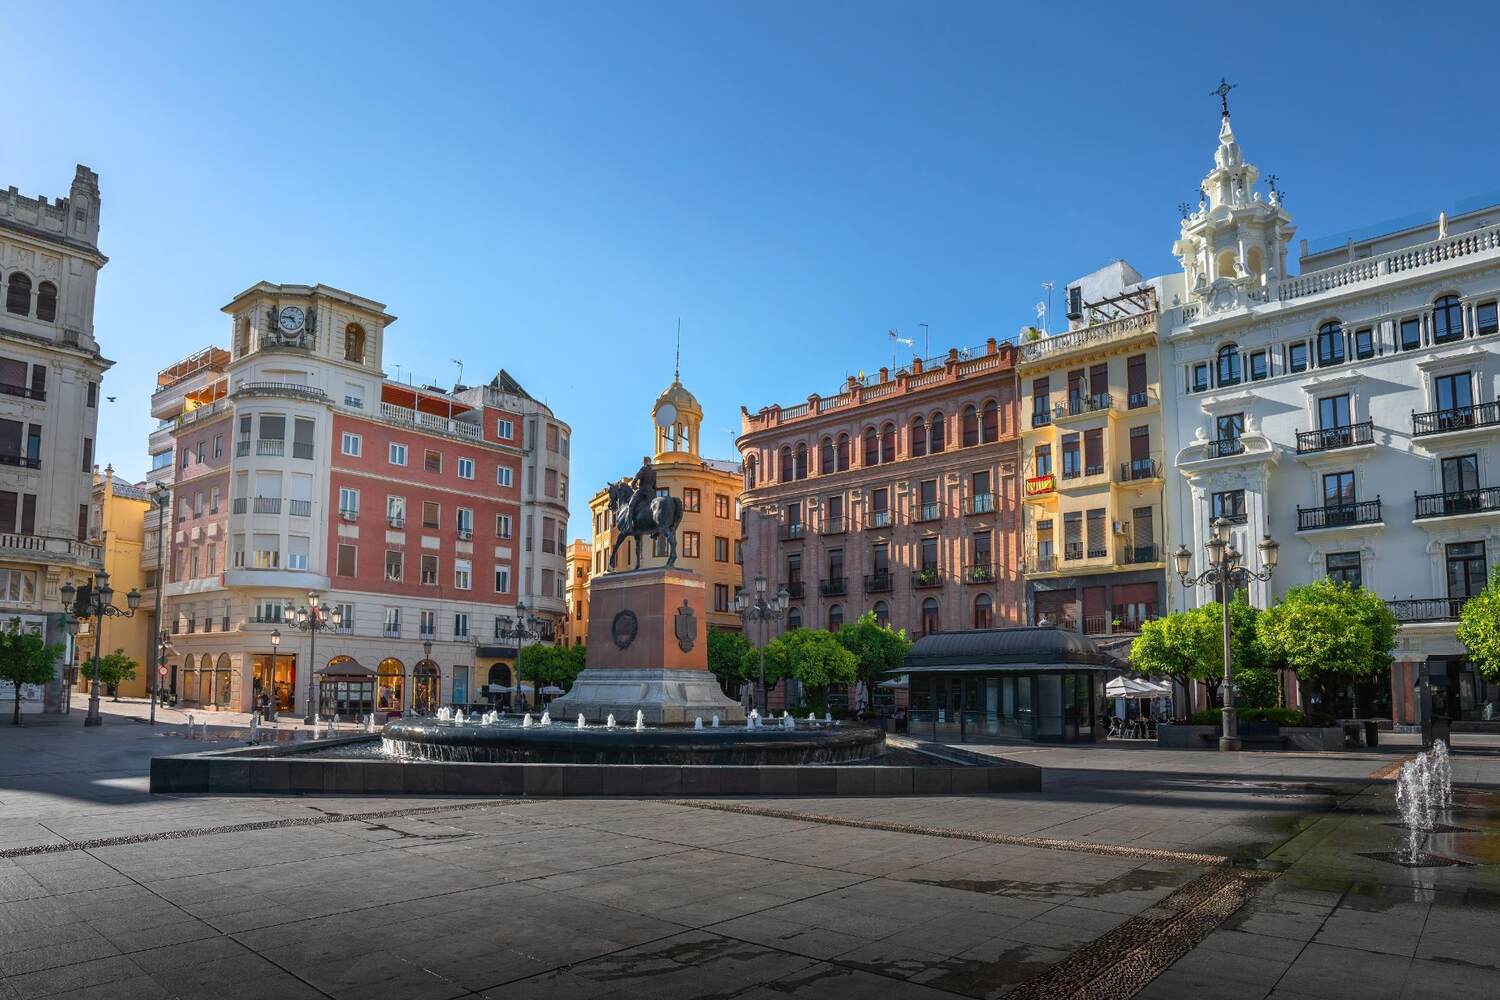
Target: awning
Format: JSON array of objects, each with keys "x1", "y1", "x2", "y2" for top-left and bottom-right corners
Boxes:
[
  {"x1": 316, "y1": 659, "x2": 374, "y2": 678},
  {"x1": 1106, "y1": 677, "x2": 1172, "y2": 699},
  {"x1": 877, "y1": 676, "x2": 909, "y2": 690}
]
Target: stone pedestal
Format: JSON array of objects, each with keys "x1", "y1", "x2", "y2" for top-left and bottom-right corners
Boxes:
[{"x1": 548, "y1": 567, "x2": 745, "y2": 725}]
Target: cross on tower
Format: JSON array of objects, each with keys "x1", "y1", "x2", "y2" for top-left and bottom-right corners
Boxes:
[
  {"x1": 1211, "y1": 77, "x2": 1237, "y2": 117},
  {"x1": 1266, "y1": 174, "x2": 1281, "y2": 201},
  {"x1": 1178, "y1": 202, "x2": 1191, "y2": 220}
]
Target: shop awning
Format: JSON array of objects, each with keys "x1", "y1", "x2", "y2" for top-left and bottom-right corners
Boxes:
[
  {"x1": 316, "y1": 659, "x2": 374, "y2": 677},
  {"x1": 1105, "y1": 677, "x2": 1172, "y2": 699}
]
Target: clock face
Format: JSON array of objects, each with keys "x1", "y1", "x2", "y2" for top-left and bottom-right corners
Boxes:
[
  {"x1": 277, "y1": 306, "x2": 305, "y2": 333},
  {"x1": 655, "y1": 402, "x2": 678, "y2": 428}
]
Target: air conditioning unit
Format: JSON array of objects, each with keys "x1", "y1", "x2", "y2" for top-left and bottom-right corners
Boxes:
[
  {"x1": 388, "y1": 516, "x2": 405, "y2": 528},
  {"x1": 339, "y1": 508, "x2": 358, "y2": 522},
  {"x1": 1112, "y1": 520, "x2": 1129, "y2": 535},
  {"x1": 457, "y1": 529, "x2": 473, "y2": 541}
]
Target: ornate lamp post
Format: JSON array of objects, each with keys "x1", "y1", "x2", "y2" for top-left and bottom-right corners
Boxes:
[
  {"x1": 148, "y1": 483, "x2": 170, "y2": 725},
  {"x1": 62, "y1": 572, "x2": 142, "y2": 728},
  {"x1": 1174, "y1": 516, "x2": 1279, "y2": 751},
  {"x1": 282, "y1": 591, "x2": 342, "y2": 724},
  {"x1": 732, "y1": 574, "x2": 791, "y2": 713},
  {"x1": 498, "y1": 601, "x2": 544, "y2": 707}
]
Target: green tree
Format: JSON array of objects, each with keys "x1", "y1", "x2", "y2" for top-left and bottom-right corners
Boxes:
[
  {"x1": 1233, "y1": 668, "x2": 1280, "y2": 711},
  {"x1": 1257, "y1": 579, "x2": 1397, "y2": 708},
  {"x1": 835, "y1": 612, "x2": 911, "y2": 697},
  {"x1": 0, "y1": 621, "x2": 63, "y2": 726},
  {"x1": 518, "y1": 643, "x2": 587, "y2": 700},
  {"x1": 1457, "y1": 568, "x2": 1500, "y2": 682},
  {"x1": 706, "y1": 627, "x2": 752, "y2": 696},
  {"x1": 90, "y1": 648, "x2": 137, "y2": 700},
  {"x1": 761, "y1": 628, "x2": 857, "y2": 714},
  {"x1": 1128, "y1": 609, "x2": 1218, "y2": 719}
]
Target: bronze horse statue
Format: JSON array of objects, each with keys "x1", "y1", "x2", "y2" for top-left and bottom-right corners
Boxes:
[{"x1": 607, "y1": 480, "x2": 683, "y2": 571}]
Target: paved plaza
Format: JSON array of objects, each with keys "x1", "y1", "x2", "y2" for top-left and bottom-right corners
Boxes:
[{"x1": 0, "y1": 699, "x2": 1496, "y2": 999}]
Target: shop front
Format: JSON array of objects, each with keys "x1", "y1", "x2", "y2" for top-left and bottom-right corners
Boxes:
[
  {"x1": 412, "y1": 659, "x2": 440, "y2": 715},
  {"x1": 318, "y1": 656, "x2": 375, "y2": 720},
  {"x1": 901, "y1": 627, "x2": 1121, "y2": 743},
  {"x1": 251, "y1": 652, "x2": 297, "y2": 714}
]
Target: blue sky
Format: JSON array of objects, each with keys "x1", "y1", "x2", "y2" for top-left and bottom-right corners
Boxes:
[{"x1": 9, "y1": 0, "x2": 1498, "y2": 534}]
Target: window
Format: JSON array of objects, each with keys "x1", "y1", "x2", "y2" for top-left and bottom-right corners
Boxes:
[
  {"x1": 1212, "y1": 489, "x2": 1246, "y2": 523},
  {"x1": 1191, "y1": 364, "x2": 1209, "y2": 393},
  {"x1": 420, "y1": 610, "x2": 436, "y2": 637},
  {"x1": 81, "y1": 436, "x2": 93, "y2": 473},
  {"x1": 1086, "y1": 508, "x2": 1106, "y2": 558},
  {"x1": 454, "y1": 559, "x2": 472, "y2": 590},
  {"x1": 873, "y1": 601, "x2": 889, "y2": 627},
  {"x1": 1400, "y1": 318, "x2": 1422, "y2": 351},
  {"x1": 1127, "y1": 355, "x2": 1148, "y2": 406},
  {"x1": 794, "y1": 443, "x2": 808, "y2": 480},
  {"x1": 497, "y1": 464, "x2": 513, "y2": 487},
  {"x1": 496, "y1": 513, "x2": 512, "y2": 538},
  {"x1": 1287, "y1": 342, "x2": 1309, "y2": 373},
  {"x1": 1441, "y1": 454, "x2": 1480, "y2": 494},
  {"x1": 1083, "y1": 428, "x2": 1103, "y2": 476},
  {"x1": 920, "y1": 536, "x2": 938, "y2": 573},
  {"x1": 910, "y1": 415, "x2": 927, "y2": 458},
  {"x1": 1249, "y1": 350, "x2": 1268, "y2": 381},
  {"x1": 288, "y1": 535, "x2": 310, "y2": 571},
  {"x1": 383, "y1": 607, "x2": 401, "y2": 635},
  {"x1": 1323, "y1": 471, "x2": 1355, "y2": 506},
  {"x1": 494, "y1": 566, "x2": 511, "y2": 593},
  {"x1": 385, "y1": 550, "x2": 403, "y2": 582},
  {"x1": 714, "y1": 536, "x2": 729, "y2": 562},
  {"x1": 546, "y1": 424, "x2": 560, "y2": 452},
  {"x1": 1061, "y1": 434, "x2": 1081, "y2": 478},
  {"x1": 545, "y1": 468, "x2": 558, "y2": 497},
  {"x1": 1434, "y1": 372, "x2": 1473, "y2": 413},
  {"x1": 828, "y1": 605, "x2": 844, "y2": 630},
  {"x1": 683, "y1": 531, "x2": 700, "y2": 558},
  {"x1": 387, "y1": 496, "x2": 406, "y2": 526},
  {"x1": 1321, "y1": 552, "x2": 1361, "y2": 587},
  {"x1": 336, "y1": 543, "x2": 357, "y2": 577},
  {"x1": 497, "y1": 418, "x2": 514, "y2": 439},
  {"x1": 542, "y1": 516, "x2": 556, "y2": 553},
  {"x1": 929, "y1": 412, "x2": 946, "y2": 453},
  {"x1": 714, "y1": 494, "x2": 729, "y2": 518},
  {"x1": 1216, "y1": 413, "x2": 1244, "y2": 443},
  {"x1": 36, "y1": 281, "x2": 57, "y2": 322},
  {"x1": 293, "y1": 418, "x2": 315, "y2": 459},
  {"x1": 787, "y1": 607, "x2": 802, "y2": 629},
  {"x1": 981, "y1": 400, "x2": 999, "y2": 442},
  {"x1": 862, "y1": 429, "x2": 878, "y2": 467},
  {"x1": 683, "y1": 488, "x2": 700, "y2": 512},
  {"x1": 421, "y1": 554, "x2": 438, "y2": 585},
  {"x1": 389, "y1": 443, "x2": 407, "y2": 466},
  {"x1": 456, "y1": 507, "x2": 473, "y2": 538},
  {"x1": 457, "y1": 458, "x2": 475, "y2": 480},
  {"x1": 422, "y1": 501, "x2": 440, "y2": 529},
  {"x1": 1216, "y1": 344, "x2": 1241, "y2": 386},
  {"x1": 1034, "y1": 443, "x2": 1052, "y2": 477},
  {"x1": 1318, "y1": 394, "x2": 1351, "y2": 430},
  {"x1": 210, "y1": 487, "x2": 220, "y2": 512},
  {"x1": 1477, "y1": 301, "x2": 1498, "y2": 335},
  {"x1": 338, "y1": 487, "x2": 359, "y2": 518},
  {"x1": 820, "y1": 437, "x2": 835, "y2": 474},
  {"x1": 213, "y1": 434, "x2": 223, "y2": 458},
  {"x1": 1433, "y1": 295, "x2": 1464, "y2": 343},
  {"x1": 921, "y1": 598, "x2": 940, "y2": 636},
  {"x1": 974, "y1": 594, "x2": 994, "y2": 629},
  {"x1": 344, "y1": 323, "x2": 366, "y2": 363},
  {"x1": 424, "y1": 450, "x2": 441, "y2": 474},
  {"x1": 1316, "y1": 322, "x2": 1345, "y2": 366},
  {"x1": 343, "y1": 383, "x2": 363, "y2": 409},
  {"x1": 1446, "y1": 542, "x2": 1487, "y2": 600},
  {"x1": 341, "y1": 432, "x2": 361, "y2": 456},
  {"x1": 714, "y1": 584, "x2": 729, "y2": 613},
  {"x1": 869, "y1": 487, "x2": 889, "y2": 528},
  {"x1": 1354, "y1": 328, "x2": 1375, "y2": 360},
  {"x1": 6, "y1": 272, "x2": 31, "y2": 315},
  {"x1": 880, "y1": 423, "x2": 896, "y2": 463}
]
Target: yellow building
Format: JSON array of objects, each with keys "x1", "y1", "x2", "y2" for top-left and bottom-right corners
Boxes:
[
  {"x1": 1018, "y1": 273, "x2": 1167, "y2": 648},
  {"x1": 80, "y1": 466, "x2": 156, "y2": 698},
  {"x1": 564, "y1": 539, "x2": 591, "y2": 646},
  {"x1": 589, "y1": 378, "x2": 744, "y2": 633}
]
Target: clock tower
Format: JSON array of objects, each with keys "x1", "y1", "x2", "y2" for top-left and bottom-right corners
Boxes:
[{"x1": 652, "y1": 379, "x2": 703, "y2": 459}]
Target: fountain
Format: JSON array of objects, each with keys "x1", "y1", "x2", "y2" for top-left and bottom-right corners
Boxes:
[
  {"x1": 606, "y1": 714, "x2": 617, "y2": 729},
  {"x1": 1383, "y1": 740, "x2": 1463, "y2": 867},
  {"x1": 783, "y1": 713, "x2": 795, "y2": 730},
  {"x1": 522, "y1": 712, "x2": 534, "y2": 728},
  {"x1": 693, "y1": 717, "x2": 704, "y2": 730},
  {"x1": 436, "y1": 707, "x2": 452, "y2": 722},
  {"x1": 747, "y1": 710, "x2": 760, "y2": 730},
  {"x1": 825, "y1": 711, "x2": 832, "y2": 723},
  {"x1": 634, "y1": 710, "x2": 645, "y2": 731},
  {"x1": 454, "y1": 709, "x2": 466, "y2": 724},
  {"x1": 576, "y1": 714, "x2": 587, "y2": 730},
  {"x1": 539, "y1": 711, "x2": 552, "y2": 727},
  {"x1": 711, "y1": 715, "x2": 719, "y2": 728},
  {"x1": 807, "y1": 712, "x2": 816, "y2": 721}
]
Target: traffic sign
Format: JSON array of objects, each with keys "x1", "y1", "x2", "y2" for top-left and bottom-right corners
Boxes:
[{"x1": 158, "y1": 666, "x2": 169, "y2": 677}]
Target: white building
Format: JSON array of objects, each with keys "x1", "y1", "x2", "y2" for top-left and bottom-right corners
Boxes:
[
  {"x1": 1161, "y1": 110, "x2": 1500, "y2": 724},
  {"x1": 0, "y1": 166, "x2": 111, "y2": 712}
]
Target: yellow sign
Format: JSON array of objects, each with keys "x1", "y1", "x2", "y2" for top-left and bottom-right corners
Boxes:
[{"x1": 1025, "y1": 474, "x2": 1056, "y2": 497}]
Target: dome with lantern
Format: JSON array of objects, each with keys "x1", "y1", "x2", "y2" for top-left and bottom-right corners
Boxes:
[{"x1": 652, "y1": 378, "x2": 703, "y2": 458}]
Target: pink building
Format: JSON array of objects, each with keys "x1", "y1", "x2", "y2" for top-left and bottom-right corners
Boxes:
[{"x1": 737, "y1": 340, "x2": 1024, "y2": 708}]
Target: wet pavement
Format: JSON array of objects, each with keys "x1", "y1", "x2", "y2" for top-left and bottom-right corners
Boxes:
[{"x1": 0, "y1": 700, "x2": 1497, "y2": 998}]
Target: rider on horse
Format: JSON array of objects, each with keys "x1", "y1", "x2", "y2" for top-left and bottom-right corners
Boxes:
[{"x1": 629, "y1": 456, "x2": 656, "y2": 527}]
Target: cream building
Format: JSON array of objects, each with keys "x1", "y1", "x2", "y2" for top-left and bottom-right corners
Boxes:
[
  {"x1": 0, "y1": 165, "x2": 110, "y2": 712},
  {"x1": 564, "y1": 538, "x2": 590, "y2": 646},
  {"x1": 82, "y1": 466, "x2": 154, "y2": 699},
  {"x1": 589, "y1": 378, "x2": 744, "y2": 633}
]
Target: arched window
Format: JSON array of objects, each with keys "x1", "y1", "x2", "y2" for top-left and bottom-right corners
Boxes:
[
  {"x1": 921, "y1": 597, "x2": 940, "y2": 636},
  {"x1": 910, "y1": 416, "x2": 927, "y2": 458},
  {"x1": 929, "y1": 412, "x2": 945, "y2": 454},
  {"x1": 961, "y1": 405, "x2": 979, "y2": 447},
  {"x1": 863, "y1": 427, "x2": 878, "y2": 466},
  {"x1": 981, "y1": 400, "x2": 999, "y2": 443},
  {"x1": 1316, "y1": 321, "x2": 1345, "y2": 366},
  {"x1": 1433, "y1": 295, "x2": 1464, "y2": 342},
  {"x1": 787, "y1": 607, "x2": 802, "y2": 630},
  {"x1": 35, "y1": 281, "x2": 57, "y2": 323},
  {"x1": 413, "y1": 660, "x2": 440, "y2": 715},
  {"x1": 828, "y1": 604, "x2": 843, "y2": 631},
  {"x1": 836, "y1": 433, "x2": 850, "y2": 472},
  {"x1": 794, "y1": 442, "x2": 808, "y2": 480},
  {"x1": 5, "y1": 272, "x2": 30, "y2": 316},
  {"x1": 1216, "y1": 344, "x2": 1241, "y2": 386},
  {"x1": 377, "y1": 658, "x2": 405, "y2": 713},
  {"x1": 180, "y1": 654, "x2": 197, "y2": 704},
  {"x1": 872, "y1": 601, "x2": 889, "y2": 628},
  {"x1": 214, "y1": 653, "x2": 232, "y2": 707},
  {"x1": 344, "y1": 323, "x2": 366, "y2": 363},
  {"x1": 880, "y1": 422, "x2": 896, "y2": 464},
  {"x1": 779, "y1": 447, "x2": 793, "y2": 482},
  {"x1": 1216, "y1": 250, "x2": 1239, "y2": 279},
  {"x1": 973, "y1": 594, "x2": 993, "y2": 629},
  {"x1": 745, "y1": 455, "x2": 757, "y2": 489},
  {"x1": 820, "y1": 437, "x2": 835, "y2": 474}
]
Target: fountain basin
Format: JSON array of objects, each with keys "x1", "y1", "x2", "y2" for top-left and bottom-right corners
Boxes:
[{"x1": 380, "y1": 718, "x2": 887, "y2": 765}]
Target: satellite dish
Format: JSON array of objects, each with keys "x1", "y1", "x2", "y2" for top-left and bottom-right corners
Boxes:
[{"x1": 655, "y1": 402, "x2": 678, "y2": 428}]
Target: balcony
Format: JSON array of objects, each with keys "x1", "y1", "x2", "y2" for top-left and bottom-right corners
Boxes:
[
  {"x1": 1018, "y1": 311, "x2": 1156, "y2": 364},
  {"x1": 864, "y1": 572, "x2": 892, "y2": 594},
  {"x1": 1029, "y1": 554, "x2": 1057, "y2": 573},
  {"x1": 965, "y1": 493, "x2": 995, "y2": 516},
  {"x1": 1296, "y1": 498, "x2": 1382, "y2": 531},
  {"x1": 259, "y1": 331, "x2": 317, "y2": 353},
  {"x1": 819, "y1": 577, "x2": 847, "y2": 597},
  {"x1": 1031, "y1": 411, "x2": 1051, "y2": 428},
  {"x1": 1386, "y1": 597, "x2": 1464, "y2": 623},
  {"x1": 1127, "y1": 388, "x2": 1158, "y2": 410},
  {"x1": 234, "y1": 381, "x2": 328, "y2": 403},
  {"x1": 0, "y1": 454, "x2": 41, "y2": 470},
  {"x1": 783, "y1": 581, "x2": 805, "y2": 600},
  {"x1": 256, "y1": 439, "x2": 285, "y2": 457},
  {"x1": 289, "y1": 499, "x2": 312, "y2": 517},
  {"x1": 252, "y1": 497, "x2": 282, "y2": 515},
  {"x1": 781, "y1": 522, "x2": 806, "y2": 542},
  {"x1": 866, "y1": 510, "x2": 892, "y2": 530},
  {"x1": 1064, "y1": 542, "x2": 1084, "y2": 561},
  {"x1": 1087, "y1": 546, "x2": 1108, "y2": 559},
  {"x1": 1414, "y1": 487, "x2": 1500, "y2": 519},
  {"x1": 1119, "y1": 544, "x2": 1160, "y2": 565},
  {"x1": 912, "y1": 569, "x2": 942, "y2": 589},
  {"x1": 914, "y1": 502, "x2": 943, "y2": 523},
  {"x1": 292, "y1": 442, "x2": 314, "y2": 460},
  {"x1": 1053, "y1": 393, "x2": 1114, "y2": 423},
  {"x1": 0, "y1": 533, "x2": 101, "y2": 565},
  {"x1": 374, "y1": 401, "x2": 482, "y2": 442},
  {"x1": 0, "y1": 382, "x2": 44, "y2": 402},
  {"x1": 387, "y1": 513, "x2": 406, "y2": 528},
  {"x1": 1412, "y1": 400, "x2": 1500, "y2": 437},
  {"x1": 230, "y1": 498, "x2": 247, "y2": 514},
  {"x1": 235, "y1": 441, "x2": 250, "y2": 457},
  {"x1": 339, "y1": 507, "x2": 360, "y2": 521},
  {"x1": 1296, "y1": 421, "x2": 1374, "y2": 455},
  {"x1": 820, "y1": 516, "x2": 847, "y2": 536},
  {"x1": 1118, "y1": 458, "x2": 1162, "y2": 483},
  {"x1": 1207, "y1": 437, "x2": 1245, "y2": 459},
  {"x1": 964, "y1": 564, "x2": 995, "y2": 584},
  {"x1": 383, "y1": 625, "x2": 401, "y2": 638}
]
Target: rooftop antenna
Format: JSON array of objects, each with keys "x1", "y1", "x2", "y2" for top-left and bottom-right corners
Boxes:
[
  {"x1": 451, "y1": 358, "x2": 464, "y2": 387},
  {"x1": 918, "y1": 322, "x2": 930, "y2": 358},
  {"x1": 1042, "y1": 281, "x2": 1054, "y2": 335},
  {"x1": 674, "y1": 318, "x2": 681, "y2": 382},
  {"x1": 393, "y1": 362, "x2": 403, "y2": 383}
]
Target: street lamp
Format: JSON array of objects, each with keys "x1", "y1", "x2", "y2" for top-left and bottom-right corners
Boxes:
[
  {"x1": 732, "y1": 574, "x2": 791, "y2": 713},
  {"x1": 282, "y1": 591, "x2": 342, "y2": 724},
  {"x1": 62, "y1": 571, "x2": 142, "y2": 728},
  {"x1": 59, "y1": 612, "x2": 82, "y2": 714},
  {"x1": 1175, "y1": 516, "x2": 1280, "y2": 751},
  {"x1": 148, "y1": 483, "x2": 170, "y2": 725},
  {"x1": 498, "y1": 601, "x2": 546, "y2": 708}
]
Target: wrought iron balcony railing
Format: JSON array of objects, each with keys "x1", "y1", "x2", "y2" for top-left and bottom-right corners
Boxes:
[
  {"x1": 1385, "y1": 597, "x2": 1463, "y2": 622},
  {"x1": 1296, "y1": 498, "x2": 1382, "y2": 531},
  {"x1": 1414, "y1": 487, "x2": 1500, "y2": 519},
  {"x1": 1296, "y1": 420, "x2": 1374, "y2": 454},
  {"x1": 864, "y1": 572, "x2": 892, "y2": 594},
  {"x1": 1412, "y1": 400, "x2": 1500, "y2": 436}
]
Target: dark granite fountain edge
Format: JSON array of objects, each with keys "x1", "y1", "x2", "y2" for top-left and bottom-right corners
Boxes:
[{"x1": 149, "y1": 743, "x2": 1041, "y2": 797}]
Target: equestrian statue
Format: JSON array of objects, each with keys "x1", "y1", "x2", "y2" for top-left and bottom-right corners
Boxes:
[{"x1": 607, "y1": 456, "x2": 683, "y2": 571}]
